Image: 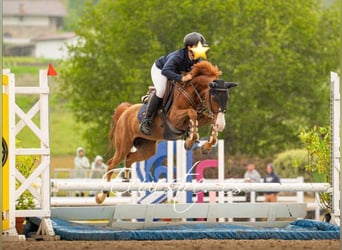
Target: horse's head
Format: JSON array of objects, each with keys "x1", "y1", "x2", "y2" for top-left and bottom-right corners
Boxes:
[
  {"x1": 189, "y1": 61, "x2": 237, "y2": 132},
  {"x1": 208, "y1": 79, "x2": 237, "y2": 132}
]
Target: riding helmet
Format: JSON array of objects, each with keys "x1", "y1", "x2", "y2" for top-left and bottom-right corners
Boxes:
[{"x1": 183, "y1": 32, "x2": 208, "y2": 47}]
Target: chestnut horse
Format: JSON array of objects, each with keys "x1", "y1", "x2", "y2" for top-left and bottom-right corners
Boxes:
[{"x1": 96, "y1": 61, "x2": 236, "y2": 204}]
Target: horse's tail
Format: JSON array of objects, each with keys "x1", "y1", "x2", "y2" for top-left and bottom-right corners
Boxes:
[{"x1": 108, "y1": 102, "x2": 132, "y2": 150}]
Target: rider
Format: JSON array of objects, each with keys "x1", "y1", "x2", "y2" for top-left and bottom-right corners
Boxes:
[{"x1": 139, "y1": 32, "x2": 209, "y2": 135}]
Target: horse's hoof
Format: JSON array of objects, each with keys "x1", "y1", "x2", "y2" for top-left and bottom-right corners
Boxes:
[{"x1": 95, "y1": 192, "x2": 107, "y2": 204}]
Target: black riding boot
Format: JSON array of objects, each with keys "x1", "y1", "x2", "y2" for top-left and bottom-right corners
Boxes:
[{"x1": 139, "y1": 93, "x2": 163, "y2": 135}]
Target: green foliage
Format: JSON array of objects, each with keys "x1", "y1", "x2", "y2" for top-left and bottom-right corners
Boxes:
[
  {"x1": 298, "y1": 126, "x2": 331, "y2": 181},
  {"x1": 298, "y1": 126, "x2": 331, "y2": 209},
  {"x1": 222, "y1": 0, "x2": 339, "y2": 156},
  {"x1": 59, "y1": 0, "x2": 340, "y2": 158},
  {"x1": 273, "y1": 149, "x2": 309, "y2": 180},
  {"x1": 15, "y1": 153, "x2": 38, "y2": 210}
]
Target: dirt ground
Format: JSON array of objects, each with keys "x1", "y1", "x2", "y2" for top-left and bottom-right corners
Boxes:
[{"x1": 3, "y1": 239, "x2": 340, "y2": 250}]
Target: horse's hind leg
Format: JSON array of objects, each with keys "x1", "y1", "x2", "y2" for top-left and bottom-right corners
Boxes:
[
  {"x1": 105, "y1": 153, "x2": 124, "y2": 182},
  {"x1": 125, "y1": 140, "x2": 158, "y2": 172},
  {"x1": 96, "y1": 144, "x2": 132, "y2": 204},
  {"x1": 113, "y1": 140, "x2": 157, "y2": 182}
]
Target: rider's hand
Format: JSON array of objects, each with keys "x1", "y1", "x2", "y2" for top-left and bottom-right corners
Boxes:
[{"x1": 182, "y1": 74, "x2": 192, "y2": 82}]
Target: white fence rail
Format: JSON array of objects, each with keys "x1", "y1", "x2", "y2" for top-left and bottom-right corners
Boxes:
[{"x1": 50, "y1": 179, "x2": 330, "y2": 193}]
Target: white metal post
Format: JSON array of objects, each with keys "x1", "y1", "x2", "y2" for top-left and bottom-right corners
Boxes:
[
  {"x1": 167, "y1": 141, "x2": 174, "y2": 201},
  {"x1": 331, "y1": 72, "x2": 340, "y2": 225},
  {"x1": 218, "y1": 140, "x2": 225, "y2": 222},
  {"x1": 176, "y1": 140, "x2": 186, "y2": 204}
]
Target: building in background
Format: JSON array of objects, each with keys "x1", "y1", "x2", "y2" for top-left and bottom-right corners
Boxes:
[
  {"x1": 32, "y1": 32, "x2": 78, "y2": 59},
  {"x1": 3, "y1": 0, "x2": 77, "y2": 59}
]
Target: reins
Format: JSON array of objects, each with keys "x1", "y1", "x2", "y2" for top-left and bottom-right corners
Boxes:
[{"x1": 172, "y1": 80, "x2": 215, "y2": 119}]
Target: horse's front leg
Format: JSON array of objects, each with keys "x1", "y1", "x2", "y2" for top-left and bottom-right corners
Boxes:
[
  {"x1": 184, "y1": 119, "x2": 199, "y2": 150},
  {"x1": 169, "y1": 108, "x2": 198, "y2": 150},
  {"x1": 182, "y1": 109, "x2": 199, "y2": 150},
  {"x1": 200, "y1": 125, "x2": 219, "y2": 154},
  {"x1": 201, "y1": 111, "x2": 226, "y2": 153}
]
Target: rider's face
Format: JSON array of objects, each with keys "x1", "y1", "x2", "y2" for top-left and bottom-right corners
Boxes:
[{"x1": 187, "y1": 44, "x2": 197, "y2": 60}]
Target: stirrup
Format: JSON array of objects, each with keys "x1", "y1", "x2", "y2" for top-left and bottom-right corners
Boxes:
[{"x1": 139, "y1": 119, "x2": 153, "y2": 135}]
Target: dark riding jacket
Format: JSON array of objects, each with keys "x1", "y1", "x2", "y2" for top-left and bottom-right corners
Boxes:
[
  {"x1": 155, "y1": 48, "x2": 197, "y2": 82},
  {"x1": 263, "y1": 172, "x2": 281, "y2": 195}
]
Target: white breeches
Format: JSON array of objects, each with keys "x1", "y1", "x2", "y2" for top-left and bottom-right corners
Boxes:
[{"x1": 151, "y1": 63, "x2": 168, "y2": 98}]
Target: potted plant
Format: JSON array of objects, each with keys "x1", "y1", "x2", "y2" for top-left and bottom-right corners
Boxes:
[
  {"x1": 15, "y1": 154, "x2": 38, "y2": 234},
  {"x1": 298, "y1": 126, "x2": 331, "y2": 220}
]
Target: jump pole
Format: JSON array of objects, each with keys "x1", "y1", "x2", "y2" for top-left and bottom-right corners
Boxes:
[{"x1": 50, "y1": 180, "x2": 330, "y2": 193}]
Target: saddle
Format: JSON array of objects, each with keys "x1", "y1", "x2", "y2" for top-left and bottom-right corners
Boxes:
[
  {"x1": 140, "y1": 80, "x2": 173, "y2": 112},
  {"x1": 138, "y1": 80, "x2": 187, "y2": 139}
]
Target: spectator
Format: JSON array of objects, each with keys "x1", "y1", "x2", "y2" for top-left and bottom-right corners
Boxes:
[
  {"x1": 74, "y1": 146, "x2": 90, "y2": 197},
  {"x1": 263, "y1": 163, "x2": 281, "y2": 202},
  {"x1": 90, "y1": 155, "x2": 107, "y2": 178},
  {"x1": 244, "y1": 162, "x2": 261, "y2": 202},
  {"x1": 89, "y1": 155, "x2": 107, "y2": 197}
]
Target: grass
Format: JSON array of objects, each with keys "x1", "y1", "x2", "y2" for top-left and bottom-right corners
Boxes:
[
  {"x1": 4, "y1": 57, "x2": 88, "y2": 161},
  {"x1": 4, "y1": 56, "x2": 53, "y2": 66},
  {"x1": 4, "y1": 57, "x2": 54, "y2": 81}
]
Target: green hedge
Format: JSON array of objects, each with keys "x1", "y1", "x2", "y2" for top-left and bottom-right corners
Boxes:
[{"x1": 273, "y1": 149, "x2": 311, "y2": 181}]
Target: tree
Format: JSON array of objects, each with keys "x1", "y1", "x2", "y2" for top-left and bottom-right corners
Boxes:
[
  {"x1": 59, "y1": 0, "x2": 339, "y2": 159},
  {"x1": 60, "y1": 0, "x2": 162, "y2": 158},
  {"x1": 213, "y1": 0, "x2": 339, "y2": 156}
]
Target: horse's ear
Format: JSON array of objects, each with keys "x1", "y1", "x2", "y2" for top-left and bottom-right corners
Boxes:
[{"x1": 225, "y1": 82, "x2": 238, "y2": 89}]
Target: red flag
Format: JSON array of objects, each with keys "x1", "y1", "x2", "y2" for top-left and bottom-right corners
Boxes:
[{"x1": 47, "y1": 64, "x2": 57, "y2": 76}]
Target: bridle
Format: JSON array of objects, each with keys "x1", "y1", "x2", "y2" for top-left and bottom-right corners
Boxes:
[
  {"x1": 173, "y1": 79, "x2": 229, "y2": 119},
  {"x1": 208, "y1": 83, "x2": 230, "y2": 114}
]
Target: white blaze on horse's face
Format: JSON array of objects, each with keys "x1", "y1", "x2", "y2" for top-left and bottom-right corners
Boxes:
[{"x1": 214, "y1": 112, "x2": 226, "y2": 132}]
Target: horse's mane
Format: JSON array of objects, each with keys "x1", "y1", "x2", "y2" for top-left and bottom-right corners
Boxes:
[{"x1": 190, "y1": 61, "x2": 222, "y2": 78}]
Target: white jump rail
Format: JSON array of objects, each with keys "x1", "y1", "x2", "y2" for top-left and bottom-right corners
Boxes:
[
  {"x1": 51, "y1": 179, "x2": 330, "y2": 192},
  {"x1": 49, "y1": 177, "x2": 328, "y2": 221}
]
